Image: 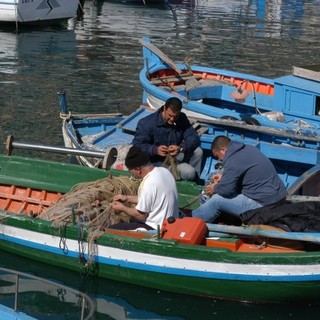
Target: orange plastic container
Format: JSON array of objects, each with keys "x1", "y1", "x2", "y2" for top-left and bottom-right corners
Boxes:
[{"x1": 162, "y1": 217, "x2": 208, "y2": 245}]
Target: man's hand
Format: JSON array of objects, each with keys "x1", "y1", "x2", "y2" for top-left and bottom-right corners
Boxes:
[
  {"x1": 113, "y1": 194, "x2": 127, "y2": 202},
  {"x1": 211, "y1": 173, "x2": 222, "y2": 183},
  {"x1": 204, "y1": 181, "x2": 219, "y2": 195},
  {"x1": 157, "y1": 145, "x2": 169, "y2": 157},
  {"x1": 112, "y1": 200, "x2": 127, "y2": 213},
  {"x1": 204, "y1": 173, "x2": 222, "y2": 195},
  {"x1": 168, "y1": 145, "x2": 180, "y2": 157}
]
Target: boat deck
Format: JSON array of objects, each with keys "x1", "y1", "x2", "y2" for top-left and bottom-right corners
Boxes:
[{"x1": 0, "y1": 185, "x2": 61, "y2": 216}]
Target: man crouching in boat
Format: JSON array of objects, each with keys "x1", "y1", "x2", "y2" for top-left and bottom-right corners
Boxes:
[
  {"x1": 132, "y1": 97, "x2": 203, "y2": 181},
  {"x1": 192, "y1": 136, "x2": 287, "y2": 223},
  {"x1": 110, "y1": 146, "x2": 179, "y2": 230}
]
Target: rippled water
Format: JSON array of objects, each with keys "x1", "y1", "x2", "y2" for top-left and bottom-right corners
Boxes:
[
  {"x1": 1, "y1": 0, "x2": 320, "y2": 318},
  {"x1": 1, "y1": 0, "x2": 320, "y2": 153}
]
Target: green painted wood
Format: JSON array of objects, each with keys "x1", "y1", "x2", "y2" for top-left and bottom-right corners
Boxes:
[
  {"x1": 3, "y1": 211, "x2": 320, "y2": 266},
  {"x1": 0, "y1": 155, "x2": 201, "y2": 209},
  {"x1": 1, "y1": 238, "x2": 320, "y2": 304}
]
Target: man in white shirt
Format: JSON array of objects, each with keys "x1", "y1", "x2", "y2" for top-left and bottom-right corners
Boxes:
[{"x1": 110, "y1": 146, "x2": 179, "y2": 230}]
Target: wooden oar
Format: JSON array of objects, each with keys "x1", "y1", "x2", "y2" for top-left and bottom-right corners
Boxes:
[
  {"x1": 207, "y1": 223, "x2": 320, "y2": 244},
  {"x1": 139, "y1": 38, "x2": 182, "y2": 75}
]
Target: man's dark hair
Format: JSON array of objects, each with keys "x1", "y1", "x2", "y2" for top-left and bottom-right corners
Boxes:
[
  {"x1": 164, "y1": 97, "x2": 182, "y2": 112},
  {"x1": 125, "y1": 146, "x2": 150, "y2": 169},
  {"x1": 211, "y1": 136, "x2": 231, "y2": 151}
]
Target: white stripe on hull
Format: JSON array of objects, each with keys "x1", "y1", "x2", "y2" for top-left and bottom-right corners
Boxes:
[{"x1": 1, "y1": 224, "x2": 320, "y2": 281}]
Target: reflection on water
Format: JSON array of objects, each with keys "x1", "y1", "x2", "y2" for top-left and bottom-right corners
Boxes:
[
  {"x1": 0, "y1": 250, "x2": 319, "y2": 320},
  {"x1": 0, "y1": 33, "x2": 17, "y2": 75},
  {"x1": 0, "y1": 26, "x2": 78, "y2": 159},
  {"x1": 0, "y1": 28, "x2": 77, "y2": 75},
  {"x1": 0, "y1": 267, "x2": 94, "y2": 319}
]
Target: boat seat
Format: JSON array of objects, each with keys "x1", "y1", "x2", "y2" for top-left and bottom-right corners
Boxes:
[
  {"x1": 186, "y1": 78, "x2": 224, "y2": 92},
  {"x1": 172, "y1": 84, "x2": 187, "y2": 92},
  {"x1": 150, "y1": 74, "x2": 202, "y2": 85}
]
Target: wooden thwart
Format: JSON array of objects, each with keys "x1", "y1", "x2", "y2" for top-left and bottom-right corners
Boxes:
[{"x1": 150, "y1": 74, "x2": 201, "y2": 85}]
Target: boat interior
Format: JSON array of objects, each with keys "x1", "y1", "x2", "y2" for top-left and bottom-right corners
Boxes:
[
  {"x1": 1, "y1": 176, "x2": 319, "y2": 255},
  {"x1": 150, "y1": 69, "x2": 273, "y2": 116},
  {"x1": 149, "y1": 68, "x2": 320, "y2": 127},
  {"x1": 150, "y1": 69, "x2": 274, "y2": 96}
]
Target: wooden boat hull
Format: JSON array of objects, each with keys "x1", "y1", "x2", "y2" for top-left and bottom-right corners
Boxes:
[
  {"x1": 0, "y1": 0, "x2": 78, "y2": 23},
  {"x1": 139, "y1": 37, "x2": 320, "y2": 137},
  {"x1": 1, "y1": 155, "x2": 320, "y2": 304},
  {"x1": 2, "y1": 211, "x2": 320, "y2": 304}
]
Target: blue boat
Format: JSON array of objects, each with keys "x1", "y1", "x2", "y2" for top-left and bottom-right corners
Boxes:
[
  {"x1": 57, "y1": 91, "x2": 320, "y2": 190},
  {"x1": 139, "y1": 37, "x2": 320, "y2": 137}
]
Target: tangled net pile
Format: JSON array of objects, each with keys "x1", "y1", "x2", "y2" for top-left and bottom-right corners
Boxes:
[{"x1": 39, "y1": 175, "x2": 140, "y2": 231}]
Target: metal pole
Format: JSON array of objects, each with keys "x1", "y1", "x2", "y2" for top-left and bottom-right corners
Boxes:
[
  {"x1": 6, "y1": 135, "x2": 106, "y2": 158},
  {"x1": 13, "y1": 141, "x2": 106, "y2": 158},
  {"x1": 80, "y1": 297, "x2": 86, "y2": 320},
  {"x1": 14, "y1": 274, "x2": 19, "y2": 311}
]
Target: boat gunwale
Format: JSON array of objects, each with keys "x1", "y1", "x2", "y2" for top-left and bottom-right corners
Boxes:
[{"x1": 2, "y1": 211, "x2": 320, "y2": 265}]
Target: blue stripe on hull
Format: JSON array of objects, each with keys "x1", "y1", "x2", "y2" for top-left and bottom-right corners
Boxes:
[{"x1": 2, "y1": 233, "x2": 320, "y2": 283}]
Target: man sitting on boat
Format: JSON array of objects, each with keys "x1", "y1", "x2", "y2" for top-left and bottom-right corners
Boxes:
[
  {"x1": 132, "y1": 97, "x2": 203, "y2": 181},
  {"x1": 110, "y1": 146, "x2": 179, "y2": 230},
  {"x1": 192, "y1": 136, "x2": 287, "y2": 223}
]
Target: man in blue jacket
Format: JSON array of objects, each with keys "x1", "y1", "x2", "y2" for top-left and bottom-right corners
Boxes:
[
  {"x1": 192, "y1": 135, "x2": 287, "y2": 223},
  {"x1": 132, "y1": 97, "x2": 203, "y2": 181}
]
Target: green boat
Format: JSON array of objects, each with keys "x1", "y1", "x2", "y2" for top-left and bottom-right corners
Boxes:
[{"x1": 1, "y1": 154, "x2": 320, "y2": 304}]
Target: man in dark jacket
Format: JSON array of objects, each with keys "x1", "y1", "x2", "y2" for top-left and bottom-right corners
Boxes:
[
  {"x1": 192, "y1": 135, "x2": 287, "y2": 223},
  {"x1": 132, "y1": 97, "x2": 203, "y2": 181}
]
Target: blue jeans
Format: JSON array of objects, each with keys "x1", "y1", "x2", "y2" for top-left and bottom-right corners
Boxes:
[{"x1": 192, "y1": 193, "x2": 263, "y2": 223}]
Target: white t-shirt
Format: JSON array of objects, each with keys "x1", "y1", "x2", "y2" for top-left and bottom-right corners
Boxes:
[{"x1": 136, "y1": 167, "x2": 179, "y2": 229}]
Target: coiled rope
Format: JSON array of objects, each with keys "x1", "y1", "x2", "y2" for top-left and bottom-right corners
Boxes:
[{"x1": 40, "y1": 175, "x2": 140, "y2": 230}]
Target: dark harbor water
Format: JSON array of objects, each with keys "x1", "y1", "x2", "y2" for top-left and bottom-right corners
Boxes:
[{"x1": 1, "y1": 0, "x2": 320, "y2": 318}]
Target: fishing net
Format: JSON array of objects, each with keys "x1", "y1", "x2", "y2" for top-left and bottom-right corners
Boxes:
[
  {"x1": 39, "y1": 175, "x2": 140, "y2": 230},
  {"x1": 162, "y1": 154, "x2": 180, "y2": 180}
]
